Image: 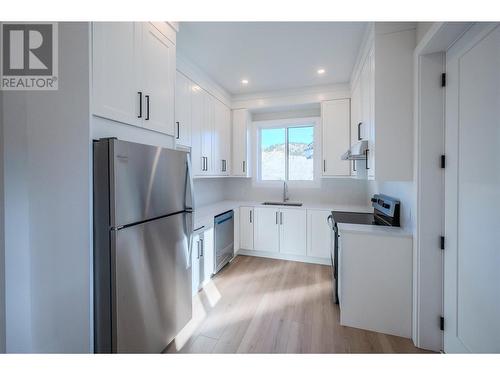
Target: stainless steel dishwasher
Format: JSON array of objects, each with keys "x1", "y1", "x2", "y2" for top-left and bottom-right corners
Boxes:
[{"x1": 214, "y1": 210, "x2": 234, "y2": 273}]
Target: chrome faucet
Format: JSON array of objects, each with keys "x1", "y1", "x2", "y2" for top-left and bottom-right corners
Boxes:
[{"x1": 283, "y1": 181, "x2": 289, "y2": 202}]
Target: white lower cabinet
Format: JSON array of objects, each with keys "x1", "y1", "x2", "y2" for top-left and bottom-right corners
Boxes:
[
  {"x1": 254, "y1": 207, "x2": 280, "y2": 253},
  {"x1": 279, "y1": 208, "x2": 307, "y2": 256},
  {"x1": 307, "y1": 210, "x2": 332, "y2": 259},
  {"x1": 191, "y1": 227, "x2": 214, "y2": 296},
  {"x1": 239, "y1": 207, "x2": 254, "y2": 250},
  {"x1": 237, "y1": 206, "x2": 331, "y2": 264}
]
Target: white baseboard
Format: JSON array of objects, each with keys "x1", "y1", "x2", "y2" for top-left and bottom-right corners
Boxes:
[{"x1": 236, "y1": 249, "x2": 331, "y2": 266}]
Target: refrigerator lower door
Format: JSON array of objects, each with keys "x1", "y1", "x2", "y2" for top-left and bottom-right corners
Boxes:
[{"x1": 112, "y1": 212, "x2": 192, "y2": 353}]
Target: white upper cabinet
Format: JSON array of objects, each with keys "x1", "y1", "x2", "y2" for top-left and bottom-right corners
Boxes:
[
  {"x1": 321, "y1": 99, "x2": 351, "y2": 177},
  {"x1": 279, "y1": 208, "x2": 307, "y2": 256},
  {"x1": 92, "y1": 22, "x2": 141, "y2": 127},
  {"x1": 350, "y1": 24, "x2": 415, "y2": 181},
  {"x1": 213, "y1": 99, "x2": 231, "y2": 176},
  {"x1": 174, "y1": 71, "x2": 192, "y2": 147},
  {"x1": 232, "y1": 109, "x2": 251, "y2": 177},
  {"x1": 141, "y1": 23, "x2": 175, "y2": 135},
  {"x1": 92, "y1": 22, "x2": 176, "y2": 136},
  {"x1": 191, "y1": 87, "x2": 211, "y2": 176}
]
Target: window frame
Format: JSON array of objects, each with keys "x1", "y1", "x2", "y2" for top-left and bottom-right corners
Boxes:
[{"x1": 252, "y1": 117, "x2": 321, "y2": 188}]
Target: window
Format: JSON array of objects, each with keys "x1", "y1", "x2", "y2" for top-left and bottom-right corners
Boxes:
[{"x1": 259, "y1": 123, "x2": 315, "y2": 182}]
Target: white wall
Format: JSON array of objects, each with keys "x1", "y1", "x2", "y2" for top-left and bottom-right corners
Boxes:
[
  {"x1": 417, "y1": 23, "x2": 434, "y2": 45},
  {"x1": 2, "y1": 23, "x2": 92, "y2": 353},
  {"x1": 193, "y1": 178, "x2": 228, "y2": 207}
]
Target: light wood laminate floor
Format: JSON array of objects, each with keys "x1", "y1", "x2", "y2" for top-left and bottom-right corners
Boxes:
[{"x1": 165, "y1": 255, "x2": 430, "y2": 354}]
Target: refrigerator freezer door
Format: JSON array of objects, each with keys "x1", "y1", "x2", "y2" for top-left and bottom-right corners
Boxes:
[
  {"x1": 112, "y1": 212, "x2": 192, "y2": 353},
  {"x1": 110, "y1": 139, "x2": 190, "y2": 228}
]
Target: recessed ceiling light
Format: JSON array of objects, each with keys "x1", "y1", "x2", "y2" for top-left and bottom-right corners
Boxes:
[
  {"x1": 317, "y1": 68, "x2": 326, "y2": 75},
  {"x1": 241, "y1": 79, "x2": 249, "y2": 85}
]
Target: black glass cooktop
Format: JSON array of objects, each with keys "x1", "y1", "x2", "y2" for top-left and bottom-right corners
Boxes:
[{"x1": 331, "y1": 211, "x2": 376, "y2": 225}]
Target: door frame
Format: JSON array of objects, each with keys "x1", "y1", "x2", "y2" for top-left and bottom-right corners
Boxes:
[{"x1": 412, "y1": 22, "x2": 474, "y2": 352}]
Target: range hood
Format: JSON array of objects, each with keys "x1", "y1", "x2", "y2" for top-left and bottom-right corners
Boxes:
[{"x1": 341, "y1": 140, "x2": 368, "y2": 160}]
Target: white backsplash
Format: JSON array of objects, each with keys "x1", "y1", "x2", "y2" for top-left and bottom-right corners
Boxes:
[
  {"x1": 368, "y1": 180, "x2": 414, "y2": 231},
  {"x1": 223, "y1": 177, "x2": 370, "y2": 206}
]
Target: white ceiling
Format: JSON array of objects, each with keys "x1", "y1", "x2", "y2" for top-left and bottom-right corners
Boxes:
[{"x1": 177, "y1": 22, "x2": 367, "y2": 96}]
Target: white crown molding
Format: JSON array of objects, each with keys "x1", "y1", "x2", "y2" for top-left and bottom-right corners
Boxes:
[
  {"x1": 231, "y1": 83, "x2": 350, "y2": 111},
  {"x1": 176, "y1": 51, "x2": 232, "y2": 108}
]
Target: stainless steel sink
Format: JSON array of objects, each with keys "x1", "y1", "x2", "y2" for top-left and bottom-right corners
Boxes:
[{"x1": 262, "y1": 201, "x2": 303, "y2": 207}]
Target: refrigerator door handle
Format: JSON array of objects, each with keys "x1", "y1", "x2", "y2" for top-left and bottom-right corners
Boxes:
[{"x1": 185, "y1": 155, "x2": 195, "y2": 212}]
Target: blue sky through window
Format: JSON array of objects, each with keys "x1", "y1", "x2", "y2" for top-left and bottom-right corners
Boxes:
[{"x1": 261, "y1": 125, "x2": 313, "y2": 148}]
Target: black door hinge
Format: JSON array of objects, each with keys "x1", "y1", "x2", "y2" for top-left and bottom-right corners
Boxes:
[
  {"x1": 440, "y1": 316, "x2": 444, "y2": 331},
  {"x1": 440, "y1": 236, "x2": 445, "y2": 250},
  {"x1": 441, "y1": 73, "x2": 446, "y2": 87},
  {"x1": 441, "y1": 154, "x2": 446, "y2": 169}
]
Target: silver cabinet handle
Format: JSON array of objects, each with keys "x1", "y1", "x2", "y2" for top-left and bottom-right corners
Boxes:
[
  {"x1": 243, "y1": 160, "x2": 246, "y2": 173},
  {"x1": 200, "y1": 238, "x2": 204, "y2": 257},
  {"x1": 276, "y1": 211, "x2": 278, "y2": 225},
  {"x1": 323, "y1": 160, "x2": 326, "y2": 172},
  {"x1": 197, "y1": 240, "x2": 200, "y2": 259},
  {"x1": 280, "y1": 212, "x2": 283, "y2": 225},
  {"x1": 249, "y1": 210, "x2": 252, "y2": 223}
]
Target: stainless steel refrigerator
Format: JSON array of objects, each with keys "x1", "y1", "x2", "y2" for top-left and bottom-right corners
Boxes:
[{"x1": 93, "y1": 138, "x2": 194, "y2": 353}]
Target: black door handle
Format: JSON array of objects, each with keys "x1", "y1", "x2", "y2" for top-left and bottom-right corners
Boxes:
[
  {"x1": 145, "y1": 95, "x2": 150, "y2": 120},
  {"x1": 137, "y1": 92, "x2": 142, "y2": 118},
  {"x1": 358, "y1": 122, "x2": 362, "y2": 140},
  {"x1": 176, "y1": 121, "x2": 180, "y2": 139}
]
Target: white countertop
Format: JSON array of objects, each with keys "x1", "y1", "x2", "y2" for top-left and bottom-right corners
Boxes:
[
  {"x1": 193, "y1": 200, "x2": 373, "y2": 228},
  {"x1": 337, "y1": 223, "x2": 412, "y2": 238}
]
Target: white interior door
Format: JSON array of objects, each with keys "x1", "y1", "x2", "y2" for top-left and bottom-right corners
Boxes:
[{"x1": 444, "y1": 23, "x2": 500, "y2": 353}]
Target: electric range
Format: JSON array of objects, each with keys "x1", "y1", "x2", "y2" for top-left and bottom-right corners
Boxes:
[{"x1": 327, "y1": 194, "x2": 401, "y2": 304}]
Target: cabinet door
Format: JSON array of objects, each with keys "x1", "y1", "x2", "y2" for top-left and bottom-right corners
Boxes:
[
  {"x1": 321, "y1": 99, "x2": 351, "y2": 176},
  {"x1": 222, "y1": 106, "x2": 232, "y2": 175},
  {"x1": 203, "y1": 93, "x2": 215, "y2": 174},
  {"x1": 191, "y1": 233, "x2": 201, "y2": 296},
  {"x1": 141, "y1": 22, "x2": 175, "y2": 136},
  {"x1": 307, "y1": 210, "x2": 331, "y2": 259},
  {"x1": 92, "y1": 22, "x2": 141, "y2": 126},
  {"x1": 279, "y1": 208, "x2": 306, "y2": 255},
  {"x1": 232, "y1": 109, "x2": 250, "y2": 177},
  {"x1": 175, "y1": 71, "x2": 192, "y2": 147},
  {"x1": 254, "y1": 207, "x2": 279, "y2": 253},
  {"x1": 190, "y1": 85, "x2": 205, "y2": 175},
  {"x1": 212, "y1": 99, "x2": 227, "y2": 176},
  {"x1": 201, "y1": 228, "x2": 214, "y2": 285},
  {"x1": 350, "y1": 81, "x2": 362, "y2": 176},
  {"x1": 239, "y1": 207, "x2": 254, "y2": 250}
]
